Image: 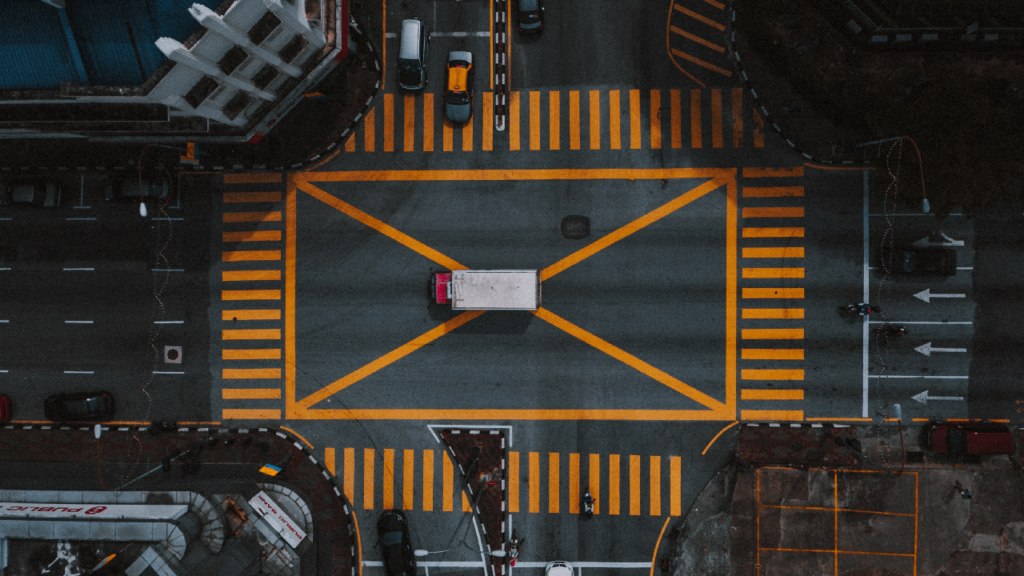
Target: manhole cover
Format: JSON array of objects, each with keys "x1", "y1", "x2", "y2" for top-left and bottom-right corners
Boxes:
[{"x1": 561, "y1": 215, "x2": 590, "y2": 240}]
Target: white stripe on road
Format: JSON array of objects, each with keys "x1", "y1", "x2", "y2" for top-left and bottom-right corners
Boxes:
[
  {"x1": 65, "y1": 218, "x2": 97, "y2": 221},
  {"x1": 64, "y1": 371, "x2": 94, "y2": 374},
  {"x1": 153, "y1": 371, "x2": 185, "y2": 375},
  {"x1": 65, "y1": 320, "x2": 94, "y2": 324},
  {"x1": 869, "y1": 375, "x2": 968, "y2": 379},
  {"x1": 430, "y1": 31, "x2": 491, "y2": 37},
  {"x1": 152, "y1": 269, "x2": 184, "y2": 272},
  {"x1": 364, "y1": 562, "x2": 651, "y2": 569},
  {"x1": 862, "y1": 171, "x2": 870, "y2": 418},
  {"x1": 868, "y1": 321, "x2": 973, "y2": 325},
  {"x1": 154, "y1": 321, "x2": 184, "y2": 324},
  {"x1": 63, "y1": 268, "x2": 95, "y2": 271}
]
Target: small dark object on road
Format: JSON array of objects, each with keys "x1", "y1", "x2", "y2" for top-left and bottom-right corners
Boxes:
[{"x1": 955, "y1": 481, "x2": 972, "y2": 499}]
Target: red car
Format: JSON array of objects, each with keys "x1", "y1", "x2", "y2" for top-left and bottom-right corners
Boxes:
[
  {"x1": 0, "y1": 394, "x2": 10, "y2": 423},
  {"x1": 923, "y1": 421, "x2": 1014, "y2": 455}
]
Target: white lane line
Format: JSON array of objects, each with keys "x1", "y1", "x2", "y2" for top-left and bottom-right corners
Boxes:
[
  {"x1": 430, "y1": 31, "x2": 491, "y2": 37},
  {"x1": 0, "y1": 218, "x2": 12, "y2": 221},
  {"x1": 64, "y1": 371, "x2": 94, "y2": 374},
  {"x1": 869, "y1": 213, "x2": 963, "y2": 217},
  {"x1": 65, "y1": 320, "x2": 94, "y2": 324},
  {"x1": 152, "y1": 269, "x2": 184, "y2": 272},
  {"x1": 154, "y1": 321, "x2": 184, "y2": 324},
  {"x1": 65, "y1": 217, "x2": 97, "y2": 221},
  {"x1": 862, "y1": 170, "x2": 870, "y2": 418},
  {"x1": 364, "y1": 562, "x2": 651, "y2": 570},
  {"x1": 956, "y1": 267, "x2": 973, "y2": 270},
  {"x1": 73, "y1": 206, "x2": 91, "y2": 209},
  {"x1": 63, "y1": 268, "x2": 95, "y2": 271},
  {"x1": 153, "y1": 371, "x2": 185, "y2": 375},
  {"x1": 152, "y1": 217, "x2": 184, "y2": 221},
  {"x1": 868, "y1": 321, "x2": 973, "y2": 325},
  {"x1": 0, "y1": 370, "x2": 8, "y2": 373},
  {"x1": 0, "y1": 320, "x2": 9, "y2": 323},
  {"x1": 869, "y1": 375, "x2": 969, "y2": 379}
]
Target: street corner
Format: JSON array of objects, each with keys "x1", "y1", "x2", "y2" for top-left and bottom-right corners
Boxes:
[
  {"x1": 662, "y1": 463, "x2": 739, "y2": 576},
  {"x1": 0, "y1": 424, "x2": 356, "y2": 576}
]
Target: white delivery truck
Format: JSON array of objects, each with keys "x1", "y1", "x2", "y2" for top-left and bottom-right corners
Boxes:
[{"x1": 432, "y1": 270, "x2": 541, "y2": 311}]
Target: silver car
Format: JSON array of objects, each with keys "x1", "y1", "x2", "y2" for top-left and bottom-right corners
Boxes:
[{"x1": 4, "y1": 180, "x2": 61, "y2": 208}]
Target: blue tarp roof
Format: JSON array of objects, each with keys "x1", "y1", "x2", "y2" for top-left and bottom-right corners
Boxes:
[{"x1": 0, "y1": 0, "x2": 224, "y2": 89}]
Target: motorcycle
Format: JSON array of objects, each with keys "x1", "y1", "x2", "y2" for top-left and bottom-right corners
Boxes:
[
  {"x1": 843, "y1": 303, "x2": 880, "y2": 316},
  {"x1": 875, "y1": 324, "x2": 908, "y2": 338},
  {"x1": 582, "y1": 490, "x2": 594, "y2": 519}
]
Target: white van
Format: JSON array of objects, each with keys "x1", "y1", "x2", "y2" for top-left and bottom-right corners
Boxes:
[{"x1": 398, "y1": 19, "x2": 428, "y2": 91}]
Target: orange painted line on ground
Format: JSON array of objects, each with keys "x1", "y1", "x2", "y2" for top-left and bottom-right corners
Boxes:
[
  {"x1": 742, "y1": 288, "x2": 804, "y2": 299},
  {"x1": 609, "y1": 454, "x2": 621, "y2": 515},
  {"x1": 742, "y1": 227, "x2": 804, "y2": 238},
  {"x1": 364, "y1": 108, "x2": 376, "y2": 152},
  {"x1": 224, "y1": 173, "x2": 281, "y2": 184},
  {"x1": 404, "y1": 94, "x2": 415, "y2": 152},
  {"x1": 303, "y1": 167, "x2": 730, "y2": 183},
  {"x1": 649, "y1": 455, "x2": 661, "y2": 516},
  {"x1": 742, "y1": 268, "x2": 805, "y2": 279},
  {"x1": 509, "y1": 91, "x2": 521, "y2": 151},
  {"x1": 743, "y1": 186, "x2": 805, "y2": 198},
  {"x1": 741, "y1": 328, "x2": 804, "y2": 340},
  {"x1": 443, "y1": 119, "x2": 454, "y2": 152},
  {"x1": 742, "y1": 370, "x2": 805, "y2": 381},
  {"x1": 753, "y1": 108, "x2": 765, "y2": 147},
  {"x1": 743, "y1": 167, "x2": 804, "y2": 178},
  {"x1": 762, "y1": 503, "x2": 914, "y2": 516},
  {"x1": 670, "y1": 456, "x2": 681, "y2": 515},
  {"x1": 289, "y1": 408, "x2": 732, "y2": 420},
  {"x1": 542, "y1": 177, "x2": 725, "y2": 280},
  {"x1": 670, "y1": 26, "x2": 725, "y2": 52},
  {"x1": 223, "y1": 211, "x2": 281, "y2": 223},
  {"x1": 534, "y1": 307, "x2": 726, "y2": 411},
  {"x1": 741, "y1": 389, "x2": 804, "y2": 400},
  {"x1": 629, "y1": 89, "x2": 641, "y2": 149},
  {"x1": 462, "y1": 490, "x2": 472, "y2": 512},
  {"x1": 383, "y1": 449, "x2": 395, "y2": 510},
  {"x1": 305, "y1": 149, "x2": 339, "y2": 171},
  {"x1": 741, "y1": 410, "x2": 803, "y2": 421},
  {"x1": 222, "y1": 270, "x2": 282, "y2": 282},
  {"x1": 295, "y1": 310, "x2": 484, "y2": 410},
  {"x1": 529, "y1": 452, "x2": 540, "y2": 513},
  {"x1": 443, "y1": 451, "x2": 454, "y2": 512},
  {"x1": 530, "y1": 91, "x2": 541, "y2": 150},
  {"x1": 743, "y1": 247, "x2": 804, "y2": 258},
  {"x1": 325, "y1": 447, "x2": 335, "y2": 475},
  {"x1": 569, "y1": 453, "x2": 580, "y2": 514},
  {"x1": 423, "y1": 93, "x2": 434, "y2": 152},
  {"x1": 549, "y1": 91, "x2": 561, "y2": 150},
  {"x1": 345, "y1": 134, "x2": 356, "y2": 152},
  {"x1": 222, "y1": 368, "x2": 282, "y2": 379},
  {"x1": 285, "y1": 177, "x2": 297, "y2": 417},
  {"x1": 671, "y1": 48, "x2": 732, "y2": 76},
  {"x1": 731, "y1": 88, "x2": 743, "y2": 147},
  {"x1": 508, "y1": 451, "x2": 519, "y2": 513},
  {"x1": 364, "y1": 448, "x2": 375, "y2": 509},
  {"x1": 224, "y1": 192, "x2": 282, "y2": 203},
  {"x1": 589, "y1": 90, "x2": 601, "y2": 150},
  {"x1": 383, "y1": 94, "x2": 395, "y2": 152},
  {"x1": 223, "y1": 230, "x2": 282, "y2": 243},
  {"x1": 763, "y1": 547, "x2": 914, "y2": 558},
  {"x1": 649, "y1": 89, "x2": 661, "y2": 149},
  {"x1": 297, "y1": 180, "x2": 465, "y2": 270},
  {"x1": 701, "y1": 421, "x2": 739, "y2": 455},
  {"x1": 725, "y1": 177, "x2": 738, "y2": 418},
  {"x1": 222, "y1": 388, "x2": 281, "y2": 399},
  {"x1": 629, "y1": 454, "x2": 641, "y2": 516},
  {"x1": 222, "y1": 289, "x2": 281, "y2": 301},
  {"x1": 670, "y1": 89, "x2": 681, "y2": 149},
  {"x1": 403, "y1": 449, "x2": 415, "y2": 510},
  {"x1": 222, "y1": 348, "x2": 281, "y2": 360},
  {"x1": 279, "y1": 427, "x2": 313, "y2": 451},
  {"x1": 703, "y1": 0, "x2": 725, "y2": 8},
  {"x1": 462, "y1": 117, "x2": 473, "y2": 152},
  {"x1": 221, "y1": 309, "x2": 281, "y2": 321},
  {"x1": 222, "y1": 408, "x2": 280, "y2": 419},
  {"x1": 589, "y1": 453, "x2": 601, "y2": 515},
  {"x1": 743, "y1": 206, "x2": 804, "y2": 218},
  {"x1": 649, "y1": 517, "x2": 671, "y2": 576},
  {"x1": 222, "y1": 250, "x2": 282, "y2": 262},
  {"x1": 711, "y1": 89, "x2": 723, "y2": 148},
  {"x1": 222, "y1": 329, "x2": 281, "y2": 340},
  {"x1": 569, "y1": 91, "x2": 581, "y2": 150},
  {"x1": 674, "y1": 4, "x2": 725, "y2": 29},
  {"x1": 549, "y1": 452, "x2": 560, "y2": 513},
  {"x1": 912, "y1": 418, "x2": 930, "y2": 422},
  {"x1": 483, "y1": 92, "x2": 493, "y2": 151},
  {"x1": 340, "y1": 447, "x2": 354, "y2": 504},
  {"x1": 422, "y1": 449, "x2": 434, "y2": 512},
  {"x1": 742, "y1": 308, "x2": 804, "y2": 319},
  {"x1": 609, "y1": 90, "x2": 622, "y2": 149},
  {"x1": 690, "y1": 89, "x2": 702, "y2": 148}
]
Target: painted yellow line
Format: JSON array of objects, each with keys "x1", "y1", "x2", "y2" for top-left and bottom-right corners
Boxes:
[
  {"x1": 221, "y1": 309, "x2": 281, "y2": 321},
  {"x1": 742, "y1": 186, "x2": 804, "y2": 198},
  {"x1": 671, "y1": 48, "x2": 732, "y2": 76},
  {"x1": 351, "y1": 484, "x2": 364, "y2": 576},
  {"x1": 589, "y1": 90, "x2": 601, "y2": 150},
  {"x1": 670, "y1": 456, "x2": 681, "y2": 516},
  {"x1": 483, "y1": 91, "x2": 493, "y2": 151},
  {"x1": 533, "y1": 307, "x2": 726, "y2": 411},
  {"x1": 649, "y1": 517, "x2": 671, "y2": 576},
  {"x1": 629, "y1": 89, "x2": 641, "y2": 149},
  {"x1": 285, "y1": 177, "x2": 297, "y2": 416},
  {"x1": 325, "y1": 447, "x2": 335, "y2": 475},
  {"x1": 305, "y1": 149, "x2": 339, "y2": 171},
  {"x1": 224, "y1": 192, "x2": 282, "y2": 203},
  {"x1": 443, "y1": 450, "x2": 454, "y2": 512},
  {"x1": 222, "y1": 348, "x2": 281, "y2": 360},
  {"x1": 806, "y1": 417, "x2": 875, "y2": 422},
  {"x1": 701, "y1": 420, "x2": 739, "y2": 455},
  {"x1": 462, "y1": 118, "x2": 473, "y2": 152},
  {"x1": 423, "y1": 93, "x2": 434, "y2": 152},
  {"x1": 649, "y1": 89, "x2": 661, "y2": 149},
  {"x1": 742, "y1": 307, "x2": 804, "y2": 318},
  {"x1": 609, "y1": 90, "x2": 622, "y2": 150},
  {"x1": 741, "y1": 410, "x2": 804, "y2": 421},
  {"x1": 222, "y1": 289, "x2": 281, "y2": 301},
  {"x1": 569, "y1": 91, "x2": 581, "y2": 150},
  {"x1": 711, "y1": 89, "x2": 723, "y2": 148},
  {"x1": 383, "y1": 94, "x2": 395, "y2": 152},
  {"x1": 649, "y1": 455, "x2": 661, "y2": 516},
  {"x1": 549, "y1": 452, "x2": 560, "y2": 513},
  {"x1": 541, "y1": 177, "x2": 726, "y2": 280},
  {"x1": 223, "y1": 270, "x2": 281, "y2": 282},
  {"x1": 403, "y1": 449, "x2": 415, "y2": 510},
  {"x1": 670, "y1": 89, "x2": 681, "y2": 149},
  {"x1": 443, "y1": 118, "x2": 454, "y2": 152},
  {"x1": 743, "y1": 167, "x2": 803, "y2": 178},
  {"x1": 508, "y1": 451, "x2": 519, "y2": 513},
  {"x1": 674, "y1": 4, "x2": 725, "y2": 30},
  {"x1": 753, "y1": 109, "x2": 765, "y2": 148},
  {"x1": 364, "y1": 448, "x2": 376, "y2": 510},
  {"x1": 670, "y1": 26, "x2": 725, "y2": 52},
  {"x1": 589, "y1": 453, "x2": 601, "y2": 515},
  {"x1": 742, "y1": 247, "x2": 804, "y2": 258},
  {"x1": 762, "y1": 503, "x2": 913, "y2": 516},
  {"x1": 742, "y1": 227, "x2": 804, "y2": 238},
  {"x1": 223, "y1": 230, "x2": 282, "y2": 243},
  {"x1": 345, "y1": 134, "x2": 356, "y2": 152},
  {"x1": 741, "y1": 328, "x2": 804, "y2": 340},
  {"x1": 703, "y1": 0, "x2": 724, "y2": 8},
  {"x1": 549, "y1": 91, "x2": 560, "y2": 150},
  {"x1": 690, "y1": 89, "x2": 702, "y2": 148},
  {"x1": 383, "y1": 448, "x2": 395, "y2": 509},
  {"x1": 223, "y1": 211, "x2": 281, "y2": 223},
  {"x1": 462, "y1": 490, "x2": 472, "y2": 512},
  {"x1": 222, "y1": 329, "x2": 281, "y2": 340},
  {"x1": 742, "y1": 288, "x2": 804, "y2": 299},
  {"x1": 364, "y1": 108, "x2": 375, "y2": 152},
  {"x1": 529, "y1": 451, "x2": 540, "y2": 513},
  {"x1": 609, "y1": 454, "x2": 621, "y2": 515},
  {"x1": 423, "y1": 449, "x2": 434, "y2": 511},
  {"x1": 224, "y1": 173, "x2": 281, "y2": 184},
  {"x1": 742, "y1": 268, "x2": 805, "y2": 279},
  {"x1": 732, "y1": 88, "x2": 743, "y2": 147},
  {"x1": 629, "y1": 454, "x2": 641, "y2": 516},
  {"x1": 530, "y1": 91, "x2": 541, "y2": 150},
  {"x1": 290, "y1": 408, "x2": 733, "y2": 420},
  {"x1": 222, "y1": 251, "x2": 281, "y2": 262},
  {"x1": 741, "y1": 389, "x2": 804, "y2": 400},
  {"x1": 725, "y1": 176, "x2": 738, "y2": 418},
  {"x1": 743, "y1": 207, "x2": 804, "y2": 218},
  {"x1": 404, "y1": 94, "x2": 415, "y2": 152},
  {"x1": 296, "y1": 180, "x2": 465, "y2": 270},
  {"x1": 303, "y1": 167, "x2": 732, "y2": 183},
  {"x1": 222, "y1": 368, "x2": 281, "y2": 379},
  {"x1": 569, "y1": 452, "x2": 580, "y2": 514},
  {"x1": 510, "y1": 91, "x2": 521, "y2": 151},
  {"x1": 222, "y1": 388, "x2": 281, "y2": 399},
  {"x1": 279, "y1": 425, "x2": 314, "y2": 449},
  {"x1": 222, "y1": 408, "x2": 280, "y2": 419},
  {"x1": 295, "y1": 310, "x2": 484, "y2": 410}
]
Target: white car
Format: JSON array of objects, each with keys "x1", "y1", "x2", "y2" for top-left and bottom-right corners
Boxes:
[{"x1": 545, "y1": 561, "x2": 574, "y2": 576}]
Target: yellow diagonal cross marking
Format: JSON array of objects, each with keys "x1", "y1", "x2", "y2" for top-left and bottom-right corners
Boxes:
[
  {"x1": 541, "y1": 178, "x2": 725, "y2": 280},
  {"x1": 297, "y1": 179, "x2": 465, "y2": 271},
  {"x1": 533, "y1": 307, "x2": 726, "y2": 411},
  {"x1": 295, "y1": 310, "x2": 486, "y2": 410}
]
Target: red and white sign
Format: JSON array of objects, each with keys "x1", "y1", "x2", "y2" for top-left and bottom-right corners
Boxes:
[
  {"x1": 0, "y1": 503, "x2": 187, "y2": 520},
  {"x1": 248, "y1": 491, "x2": 307, "y2": 548}
]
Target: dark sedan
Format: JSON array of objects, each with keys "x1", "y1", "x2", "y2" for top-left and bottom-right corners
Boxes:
[
  {"x1": 44, "y1": 391, "x2": 115, "y2": 422},
  {"x1": 517, "y1": 0, "x2": 544, "y2": 32},
  {"x1": 880, "y1": 245, "x2": 956, "y2": 276},
  {"x1": 104, "y1": 175, "x2": 171, "y2": 201},
  {"x1": 377, "y1": 510, "x2": 416, "y2": 576}
]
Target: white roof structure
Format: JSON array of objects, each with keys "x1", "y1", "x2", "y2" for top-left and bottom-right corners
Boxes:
[{"x1": 451, "y1": 270, "x2": 540, "y2": 311}]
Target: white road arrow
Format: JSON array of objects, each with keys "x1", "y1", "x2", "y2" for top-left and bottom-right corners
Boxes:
[
  {"x1": 914, "y1": 288, "x2": 966, "y2": 303},
  {"x1": 915, "y1": 342, "x2": 968, "y2": 356},
  {"x1": 913, "y1": 231, "x2": 964, "y2": 247},
  {"x1": 912, "y1": 390, "x2": 964, "y2": 404}
]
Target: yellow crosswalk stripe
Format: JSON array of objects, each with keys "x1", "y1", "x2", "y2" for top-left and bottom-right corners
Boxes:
[
  {"x1": 650, "y1": 90, "x2": 662, "y2": 150},
  {"x1": 650, "y1": 456, "x2": 661, "y2": 516},
  {"x1": 529, "y1": 451, "x2": 540, "y2": 513},
  {"x1": 589, "y1": 90, "x2": 601, "y2": 150},
  {"x1": 629, "y1": 89, "x2": 641, "y2": 150},
  {"x1": 384, "y1": 94, "x2": 395, "y2": 152},
  {"x1": 510, "y1": 91, "x2": 521, "y2": 151},
  {"x1": 629, "y1": 454, "x2": 641, "y2": 516},
  {"x1": 569, "y1": 91, "x2": 581, "y2": 150},
  {"x1": 549, "y1": 452, "x2": 560, "y2": 513},
  {"x1": 403, "y1": 449, "x2": 415, "y2": 510},
  {"x1": 530, "y1": 91, "x2": 541, "y2": 150},
  {"x1": 508, "y1": 451, "x2": 519, "y2": 513},
  {"x1": 589, "y1": 453, "x2": 601, "y2": 515},
  {"x1": 609, "y1": 90, "x2": 622, "y2": 150},
  {"x1": 423, "y1": 93, "x2": 435, "y2": 152},
  {"x1": 404, "y1": 94, "x2": 416, "y2": 152},
  {"x1": 383, "y1": 448, "x2": 395, "y2": 509},
  {"x1": 364, "y1": 448, "x2": 375, "y2": 510},
  {"x1": 569, "y1": 453, "x2": 580, "y2": 514},
  {"x1": 423, "y1": 449, "x2": 434, "y2": 512},
  {"x1": 609, "y1": 453, "x2": 621, "y2": 515},
  {"x1": 549, "y1": 91, "x2": 560, "y2": 150},
  {"x1": 443, "y1": 450, "x2": 454, "y2": 512}
]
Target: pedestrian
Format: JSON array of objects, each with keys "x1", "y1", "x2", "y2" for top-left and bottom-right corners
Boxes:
[{"x1": 955, "y1": 481, "x2": 972, "y2": 500}]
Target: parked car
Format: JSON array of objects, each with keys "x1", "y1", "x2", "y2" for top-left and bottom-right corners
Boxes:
[
  {"x1": 104, "y1": 174, "x2": 170, "y2": 201},
  {"x1": 444, "y1": 51, "x2": 474, "y2": 123},
  {"x1": 922, "y1": 421, "x2": 1013, "y2": 455},
  {"x1": 398, "y1": 19, "x2": 428, "y2": 90},
  {"x1": 879, "y1": 245, "x2": 956, "y2": 276},
  {"x1": 377, "y1": 510, "x2": 416, "y2": 576},
  {"x1": 0, "y1": 394, "x2": 10, "y2": 423},
  {"x1": 43, "y1": 391, "x2": 115, "y2": 422},
  {"x1": 545, "y1": 561, "x2": 574, "y2": 576},
  {"x1": 517, "y1": 0, "x2": 545, "y2": 32},
  {"x1": 3, "y1": 180, "x2": 61, "y2": 208}
]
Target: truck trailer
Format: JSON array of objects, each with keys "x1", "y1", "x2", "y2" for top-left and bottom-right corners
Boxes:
[{"x1": 432, "y1": 270, "x2": 541, "y2": 311}]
